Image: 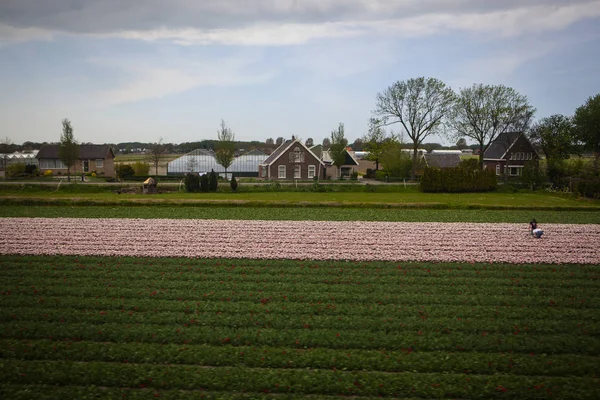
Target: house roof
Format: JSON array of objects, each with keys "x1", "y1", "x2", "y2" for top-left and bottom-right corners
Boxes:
[
  {"x1": 321, "y1": 149, "x2": 359, "y2": 166},
  {"x1": 261, "y1": 139, "x2": 325, "y2": 166},
  {"x1": 424, "y1": 153, "x2": 461, "y2": 168},
  {"x1": 37, "y1": 144, "x2": 115, "y2": 160},
  {"x1": 483, "y1": 132, "x2": 521, "y2": 160},
  {"x1": 242, "y1": 149, "x2": 267, "y2": 156}
]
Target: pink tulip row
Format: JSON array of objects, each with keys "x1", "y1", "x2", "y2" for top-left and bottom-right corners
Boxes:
[{"x1": 1, "y1": 217, "x2": 599, "y2": 264}]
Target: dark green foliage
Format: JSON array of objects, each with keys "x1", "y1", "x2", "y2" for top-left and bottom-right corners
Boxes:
[
  {"x1": 350, "y1": 171, "x2": 358, "y2": 180},
  {"x1": 571, "y1": 179, "x2": 600, "y2": 199},
  {"x1": 183, "y1": 173, "x2": 200, "y2": 192},
  {"x1": 420, "y1": 167, "x2": 497, "y2": 192},
  {"x1": 208, "y1": 169, "x2": 218, "y2": 192},
  {"x1": 200, "y1": 174, "x2": 209, "y2": 192},
  {"x1": 24, "y1": 164, "x2": 38, "y2": 176},
  {"x1": 365, "y1": 168, "x2": 376, "y2": 179},
  {"x1": 230, "y1": 174, "x2": 238, "y2": 192},
  {"x1": 115, "y1": 164, "x2": 135, "y2": 180},
  {"x1": 458, "y1": 158, "x2": 479, "y2": 171},
  {"x1": 521, "y1": 160, "x2": 545, "y2": 190}
]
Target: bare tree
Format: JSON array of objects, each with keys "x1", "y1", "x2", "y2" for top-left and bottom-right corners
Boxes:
[
  {"x1": 452, "y1": 84, "x2": 536, "y2": 170},
  {"x1": 215, "y1": 119, "x2": 236, "y2": 179},
  {"x1": 58, "y1": 119, "x2": 79, "y2": 181},
  {"x1": 374, "y1": 77, "x2": 455, "y2": 180},
  {"x1": 149, "y1": 138, "x2": 166, "y2": 175}
]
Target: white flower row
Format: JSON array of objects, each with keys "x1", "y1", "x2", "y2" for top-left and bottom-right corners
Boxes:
[{"x1": 1, "y1": 218, "x2": 599, "y2": 264}]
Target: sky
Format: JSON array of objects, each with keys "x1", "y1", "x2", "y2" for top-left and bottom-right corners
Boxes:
[{"x1": 1, "y1": 0, "x2": 599, "y2": 146}]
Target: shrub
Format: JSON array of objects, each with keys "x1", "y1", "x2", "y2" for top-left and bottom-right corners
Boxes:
[
  {"x1": 132, "y1": 161, "x2": 150, "y2": 176},
  {"x1": 230, "y1": 174, "x2": 238, "y2": 192},
  {"x1": 208, "y1": 169, "x2": 218, "y2": 192},
  {"x1": 350, "y1": 171, "x2": 358, "y2": 180},
  {"x1": 24, "y1": 164, "x2": 38, "y2": 176},
  {"x1": 521, "y1": 160, "x2": 545, "y2": 190},
  {"x1": 365, "y1": 168, "x2": 376, "y2": 179},
  {"x1": 200, "y1": 174, "x2": 209, "y2": 192},
  {"x1": 420, "y1": 167, "x2": 497, "y2": 192},
  {"x1": 43, "y1": 169, "x2": 53, "y2": 177},
  {"x1": 184, "y1": 173, "x2": 200, "y2": 192},
  {"x1": 115, "y1": 164, "x2": 135, "y2": 180},
  {"x1": 6, "y1": 162, "x2": 26, "y2": 178},
  {"x1": 571, "y1": 178, "x2": 600, "y2": 199},
  {"x1": 91, "y1": 172, "x2": 97, "y2": 178}
]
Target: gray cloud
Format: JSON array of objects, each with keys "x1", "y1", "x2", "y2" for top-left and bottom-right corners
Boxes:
[{"x1": 1, "y1": 0, "x2": 595, "y2": 33}]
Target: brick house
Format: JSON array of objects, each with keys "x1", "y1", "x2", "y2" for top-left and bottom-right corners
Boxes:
[
  {"x1": 483, "y1": 132, "x2": 539, "y2": 177},
  {"x1": 37, "y1": 144, "x2": 116, "y2": 177},
  {"x1": 320, "y1": 148, "x2": 360, "y2": 179},
  {"x1": 258, "y1": 138, "x2": 325, "y2": 180}
]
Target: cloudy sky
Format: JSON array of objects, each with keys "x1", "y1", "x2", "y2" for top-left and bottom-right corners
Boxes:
[{"x1": 1, "y1": 0, "x2": 599, "y2": 145}]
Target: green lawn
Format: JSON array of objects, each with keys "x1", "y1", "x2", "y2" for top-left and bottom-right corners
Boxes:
[
  {"x1": 1, "y1": 187, "x2": 598, "y2": 209},
  {"x1": 1, "y1": 205, "x2": 599, "y2": 224},
  {"x1": 0, "y1": 255, "x2": 598, "y2": 399}
]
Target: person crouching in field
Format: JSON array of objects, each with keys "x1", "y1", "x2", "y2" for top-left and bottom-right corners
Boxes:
[{"x1": 530, "y1": 219, "x2": 544, "y2": 238}]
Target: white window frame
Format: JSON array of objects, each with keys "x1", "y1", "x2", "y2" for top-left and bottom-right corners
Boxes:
[
  {"x1": 96, "y1": 159, "x2": 103, "y2": 168},
  {"x1": 261, "y1": 166, "x2": 267, "y2": 178},
  {"x1": 294, "y1": 165, "x2": 301, "y2": 179},
  {"x1": 495, "y1": 165, "x2": 500, "y2": 175},
  {"x1": 308, "y1": 165, "x2": 316, "y2": 179},
  {"x1": 278, "y1": 165, "x2": 286, "y2": 179}
]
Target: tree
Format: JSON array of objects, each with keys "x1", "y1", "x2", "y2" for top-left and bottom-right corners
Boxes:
[
  {"x1": 456, "y1": 138, "x2": 467, "y2": 148},
  {"x1": 573, "y1": 93, "x2": 600, "y2": 173},
  {"x1": 528, "y1": 114, "x2": 575, "y2": 160},
  {"x1": 322, "y1": 137, "x2": 331, "y2": 148},
  {"x1": 305, "y1": 138, "x2": 314, "y2": 147},
  {"x1": 452, "y1": 84, "x2": 536, "y2": 170},
  {"x1": 265, "y1": 138, "x2": 274, "y2": 145},
  {"x1": 276, "y1": 137, "x2": 285, "y2": 146},
  {"x1": 208, "y1": 169, "x2": 218, "y2": 191},
  {"x1": 149, "y1": 138, "x2": 166, "y2": 175},
  {"x1": 215, "y1": 119, "x2": 236, "y2": 179},
  {"x1": 58, "y1": 118, "x2": 79, "y2": 181},
  {"x1": 374, "y1": 77, "x2": 455, "y2": 180},
  {"x1": 0, "y1": 137, "x2": 12, "y2": 178},
  {"x1": 230, "y1": 174, "x2": 238, "y2": 192},
  {"x1": 379, "y1": 141, "x2": 413, "y2": 179},
  {"x1": 329, "y1": 123, "x2": 348, "y2": 178},
  {"x1": 115, "y1": 164, "x2": 135, "y2": 181},
  {"x1": 362, "y1": 118, "x2": 396, "y2": 171}
]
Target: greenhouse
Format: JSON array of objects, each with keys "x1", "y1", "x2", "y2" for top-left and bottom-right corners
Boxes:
[{"x1": 167, "y1": 149, "x2": 268, "y2": 177}]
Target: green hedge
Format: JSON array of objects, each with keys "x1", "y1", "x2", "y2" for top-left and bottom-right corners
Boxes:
[
  {"x1": 420, "y1": 167, "x2": 497, "y2": 193},
  {"x1": 571, "y1": 178, "x2": 600, "y2": 199}
]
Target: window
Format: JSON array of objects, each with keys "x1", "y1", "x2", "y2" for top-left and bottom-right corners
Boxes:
[
  {"x1": 294, "y1": 165, "x2": 301, "y2": 179},
  {"x1": 261, "y1": 166, "x2": 267, "y2": 178},
  {"x1": 278, "y1": 165, "x2": 286, "y2": 179},
  {"x1": 40, "y1": 159, "x2": 67, "y2": 169},
  {"x1": 308, "y1": 165, "x2": 316, "y2": 179},
  {"x1": 96, "y1": 159, "x2": 103, "y2": 168},
  {"x1": 509, "y1": 166, "x2": 523, "y2": 176},
  {"x1": 495, "y1": 165, "x2": 500, "y2": 175},
  {"x1": 289, "y1": 147, "x2": 305, "y2": 163},
  {"x1": 509, "y1": 153, "x2": 514, "y2": 160}
]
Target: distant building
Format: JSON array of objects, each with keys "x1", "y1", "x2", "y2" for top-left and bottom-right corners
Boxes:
[
  {"x1": 167, "y1": 148, "x2": 268, "y2": 178},
  {"x1": 431, "y1": 149, "x2": 462, "y2": 155},
  {"x1": 0, "y1": 150, "x2": 39, "y2": 171},
  {"x1": 483, "y1": 132, "x2": 539, "y2": 177},
  {"x1": 36, "y1": 144, "x2": 115, "y2": 177},
  {"x1": 259, "y1": 138, "x2": 324, "y2": 180}
]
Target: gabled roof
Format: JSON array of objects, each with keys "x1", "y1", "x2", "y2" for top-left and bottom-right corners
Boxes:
[
  {"x1": 424, "y1": 153, "x2": 461, "y2": 168},
  {"x1": 260, "y1": 139, "x2": 325, "y2": 166},
  {"x1": 242, "y1": 149, "x2": 267, "y2": 156},
  {"x1": 309, "y1": 144, "x2": 323, "y2": 159},
  {"x1": 483, "y1": 132, "x2": 521, "y2": 160},
  {"x1": 37, "y1": 144, "x2": 115, "y2": 160},
  {"x1": 321, "y1": 149, "x2": 359, "y2": 166}
]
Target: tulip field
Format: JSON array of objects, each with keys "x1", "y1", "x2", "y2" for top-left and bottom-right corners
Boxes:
[{"x1": 1, "y1": 215, "x2": 599, "y2": 399}]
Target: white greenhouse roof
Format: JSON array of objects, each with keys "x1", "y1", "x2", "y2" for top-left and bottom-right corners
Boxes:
[{"x1": 168, "y1": 149, "x2": 268, "y2": 174}]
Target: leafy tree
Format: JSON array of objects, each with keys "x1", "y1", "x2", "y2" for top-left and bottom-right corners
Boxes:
[
  {"x1": 362, "y1": 118, "x2": 396, "y2": 171},
  {"x1": 374, "y1": 77, "x2": 455, "y2": 180},
  {"x1": 184, "y1": 173, "x2": 200, "y2": 192},
  {"x1": 0, "y1": 136, "x2": 12, "y2": 178},
  {"x1": 149, "y1": 138, "x2": 166, "y2": 175},
  {"x1": 276, "y1": 137, "x2": 285, "y2": 146},
  {"x1": 522, "y1": 160, "x2": 545, "y2": 190},
  {"x1": 456, "y1": 138, "x2": 467, "y2": 148},
  {"x1": 329, "y1": 123, "x2": 348, "y2": 177},
  {"x1": 379, "y1": 141, "x2": 413, "y2": 178},
  {"x1": 451, "y1": 84, "x2": 536, "y2": 170},
  {"x1": 351, "y1": 138, "x2": 364, "y2": 151},
  {"x1": 230, "y1": 174, "x2": 238, "y2": 192},
  {"x1": 58, "y1": 118, "x2": 79, "y2": 181},
  {"x1": 305, "y1": 138, "x2": 314, "y2": 147},
  {"x1": 322, "y1": 137, "x2": 331, "y2": 148},
  {"x1": 573, "y1": 93, "x2": 600, "y2": 173},
  {"x1": 208, "y1": 169, "x2": 218, "y2": 191},
  {"x1": 215, "y1": 119, "x2": 236, "y2": 179},
  {"x1": 529, "y1": 115, "x2": 575, "y2": 160},
  {"x1": 265, "y1": 138, "x2": 274, "y2": 145}
]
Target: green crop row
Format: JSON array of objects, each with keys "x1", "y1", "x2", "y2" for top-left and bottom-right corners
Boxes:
[
  {"x1": 1, "y1": 339, "x2": 597, "y2": 377},
  {"x1": 1, "y1": 359, "x2": 598, "y2": 399},
  {"x1": 2, "y1": 320, "x2": 599, "y2": 354}
]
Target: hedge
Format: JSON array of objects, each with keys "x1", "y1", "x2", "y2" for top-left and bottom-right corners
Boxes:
[{"x1": 420, "y1": 167, "x2": 497, "y2": 193}]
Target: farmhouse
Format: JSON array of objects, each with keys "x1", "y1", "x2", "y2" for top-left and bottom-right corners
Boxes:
[
  {"x1": 168, "y1": 148, "x2": 267, "y2": 178},
  {"x1": 483, "y1": 132, "x2": 539, "y2": 177},
  {"x1": 259, "y1": 138, "x2": 324, "y2": 180},
  {"x1": 36, "y1": 144, "x2": 116, "y2": 177},
  {"x1": 321, "y1": 148, "x2": 360, "y2": 179}
]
